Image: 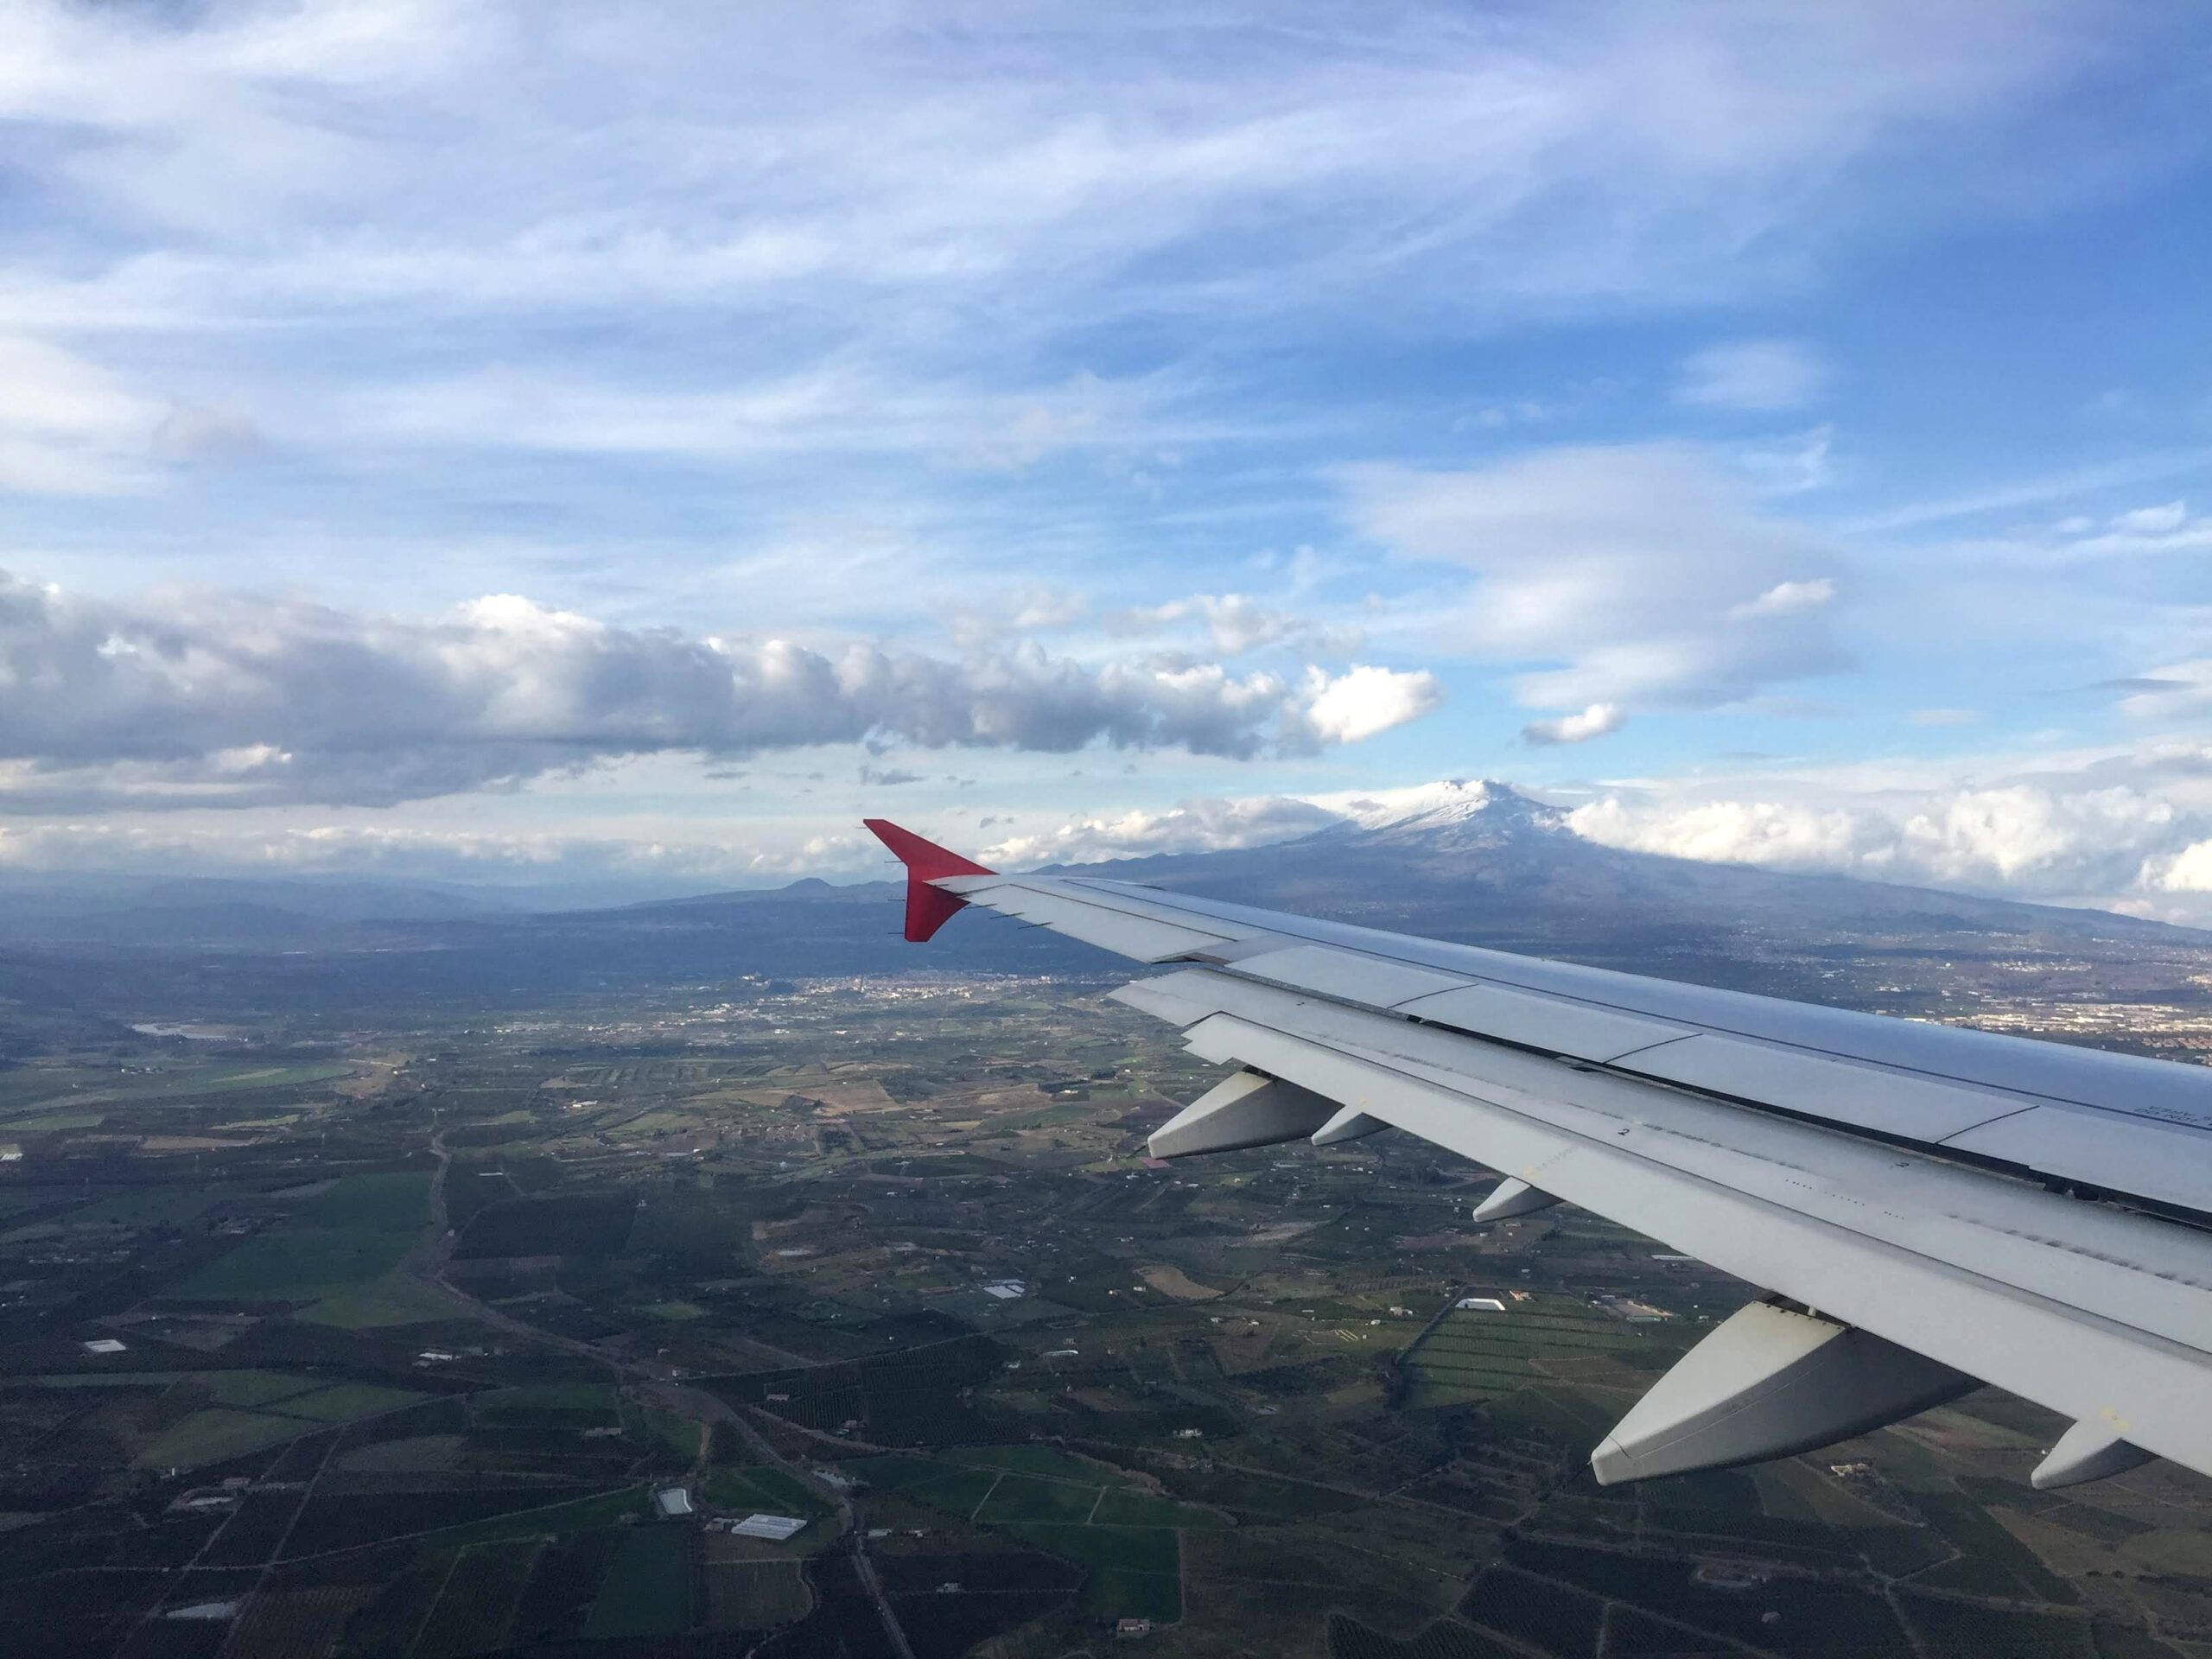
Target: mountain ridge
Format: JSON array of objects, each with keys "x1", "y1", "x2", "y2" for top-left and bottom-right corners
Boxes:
[{"x1": 1013, "y1": 779, "x2": 2193, "y2": 946}]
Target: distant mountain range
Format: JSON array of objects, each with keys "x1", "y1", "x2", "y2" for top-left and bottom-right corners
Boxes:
[
  {"x1": 4, "y1": 782, "x2": 2203, "y2": 1021},
  {"x1": 1027, "y1": 778, "x2": 2184, "y2": 947}
]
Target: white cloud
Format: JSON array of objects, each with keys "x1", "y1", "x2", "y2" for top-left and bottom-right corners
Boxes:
[
  {"x1": 1346, "y1": 442, "x2": 1848, "y2": 715},
  {"x1": 0, "y1": 1, "x2": 2180, "y2": 436},
  {"x1": 2147, "y1": 840, "x2": 2212, "y2": 894},
  {"x1": 2112, "y1": 500, "x2": 2188, "y2": 534},
  {"x1": 340, "y1": 362, "x2": 1204, "y2": 470},
  {"x1": 2118, "y1": 660, "x2": 2212, "y2": 719},
  {"x1": 1567, "y1": 779, "x2": 2201, "y2": 912},
  {"x1": 0, "y1": 336, "x2": 162, "y2": 494},
  {"x1": 1907, "y1": 708, "x2": 1981, "y2": 727},
  {"x1": 1676, "y1": 340, "x2": 1827, "y2": 412},
  {"x1": 1729, "y1": 577, "x2": 1836, "y2": 619},
  {"x1": 1290, "y1": 664, "x2": 1444, "y2": 746},
  {"x1": 981, "y1": 794, "x2": 1342, "y2": 868},
  {"x1": 1107, "y1": 594, "x2": 1315, "y2": 657},
  {"x1": 2045, "y1": 502, "x2": 2212, "y2": 561},
  {"x1": 1732, "y1": 424, "x2": 1835, "y2": 495},
  {"x1": 0, "y1": 816, "x2": 886, "y2": 887},
  {"x1": 1522, "y1": 702, "x2": 1624, "y2": 746},
  {"x1": 0, "y1": 568, "x2": 1440, "y2": 810}
]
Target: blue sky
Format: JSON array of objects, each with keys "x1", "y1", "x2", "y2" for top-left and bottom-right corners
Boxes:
[{"x1": 3, "y1": 2, "x2": 2212, "y2": 917}]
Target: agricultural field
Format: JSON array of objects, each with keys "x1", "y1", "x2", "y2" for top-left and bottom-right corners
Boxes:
[{"x1": 0, "y1": 972, "x2": 2202, "y2": 1658}]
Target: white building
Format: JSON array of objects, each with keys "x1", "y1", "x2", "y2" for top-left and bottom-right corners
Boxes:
[{"x1": 731, "y1": 1512, "x2": 806, "y2": 1541}]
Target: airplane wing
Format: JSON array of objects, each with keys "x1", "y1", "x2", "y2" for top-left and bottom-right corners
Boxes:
[{"x1": 863, "y1": 818, "x2": 2212, "y2": 1491}]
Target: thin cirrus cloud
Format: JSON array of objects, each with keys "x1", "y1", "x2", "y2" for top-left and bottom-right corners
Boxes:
[
  {"x1": 0, "y1": 569, "x2": 1442, "y2": 811},
  {"x1": 0, "y1": 3, "x2": 2155, "y2": 332},
  {"x1": 1675, "y1": 340, "x2": 1829, "y2": 413}
]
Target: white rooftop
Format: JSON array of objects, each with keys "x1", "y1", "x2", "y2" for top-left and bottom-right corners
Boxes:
[
  {"x1": 652, "y1": 1487, "x2": 694, "y2": 1517},
  {"x1": 732, "y1": 1512, "x2": 806, "y2": 1540}
]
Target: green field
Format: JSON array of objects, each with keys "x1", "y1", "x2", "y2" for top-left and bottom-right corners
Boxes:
[
  {"x1": 479, "y1": 1381, "x2": 620, "y2": 1425},
  {"x1": 201, "y1": 1370, "x2": 320, "y2": 1408},
  {"x1": 433, "y1": 1486, "x2": 650, "y2": 1550},
  {"x1": 279, "y1": 1382, "x2": 423, "y2": 1421},
  {"x1": 702, "y1": 1465, "x2": 830, "y2": 1520},
  {"x1": 977, "y1": 1473, "x2": 1103, "y2": 1523},
  {"x1": 1, "y1": 1188, "x2": 230, "y2": 1237},
  {"x1": 585, "y1": 1528, "x2": 692, "y2": 1637},
  {"x1": 135, "y1": 1407, "x2": 307, "y2": 1469},
  {"x1": 298, "y1": 1274, "x2": 470, "y2": 1329},
  {"x1": 1007, "y1": 1522, "x2": 1182, "y2": 1622},
  {"x1": 854, "y1": 1447, "x2": 1209, "y2": 1621},
  {"x1": 172, "y1": 1172, "x2": 431, "y2": 1303},
  {"x1": 707, "y1": 1560, "x2": 812, "y2": 1630},
  {"x1": 850, "y1": 1455, "x2": 1001, "y2": 1517},
  {"x1": 938, "y1": 1445, "x2": 1112, "y2": 1481},
  {"x1": 2, "y1": 1111, "x2": 105, "y2": 1132},
  {"x1": 1402, "y1": 1304, "x2": 1656, "y2": 1405},
  {"x1": 413, "y1": 1539, "x2": 543, "y2": 1659},
  {"x1": 337, "y1": 1433, "x2": 466, "y2": 1473}
]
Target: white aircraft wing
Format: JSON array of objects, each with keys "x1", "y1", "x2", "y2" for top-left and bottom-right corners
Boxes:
[{"x1": 863, "y1": 820, "x2": 2212, "y2": 1491}]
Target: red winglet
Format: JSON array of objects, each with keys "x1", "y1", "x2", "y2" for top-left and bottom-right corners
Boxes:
[{"x1": 862, "y1": 819, "x2": 995, "y2": 942}]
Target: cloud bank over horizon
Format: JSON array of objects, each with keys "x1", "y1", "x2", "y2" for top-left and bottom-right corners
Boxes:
[{"x1": 0, "y1": 568, "x2": 1438, "y2": 810}]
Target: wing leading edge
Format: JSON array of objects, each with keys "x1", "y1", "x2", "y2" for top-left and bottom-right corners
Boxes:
[{"x1": 864, "y1": 819, "x2": 2212, "y2": 1489}]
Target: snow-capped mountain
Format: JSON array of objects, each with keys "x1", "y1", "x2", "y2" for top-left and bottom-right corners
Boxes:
[{"x1": 1042, "y1": 779, "x2": 2189, "y2": 980}]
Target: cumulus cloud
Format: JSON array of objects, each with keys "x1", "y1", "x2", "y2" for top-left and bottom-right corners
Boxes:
[
  {"x1": 981, "y1": 794, "x2": 1343, "y2": 868},
  {"x1": 0, "y1": 569, "x2": 1440, "y2": 810},
  {"x1": 1676, "y1": 340, "x2": 1827, "y2": 412},
  {"x1": 1288, "y1": 664, "x2": 1443, "y2": 746},
  {"x1": 0, "y1": 817, "x2": 885, "y2": 887},
  {"x1": 2147, "y1": 841, "x2": 2212, "y2": 894},
  {"x1": 1522, "y1": 702, "x2": 1624, "y2": 746},
  {"x1": 1567, "y1": 783, "x2": 2196, "y2": 906},
  {"x1": 1347, "y1": 442, "x2": 1849, "y2": 718}
]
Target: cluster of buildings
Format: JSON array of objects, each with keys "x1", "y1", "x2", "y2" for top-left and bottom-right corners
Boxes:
[{"x1": 652, "y1": 1485, "x2": 810, "y2": 1541}]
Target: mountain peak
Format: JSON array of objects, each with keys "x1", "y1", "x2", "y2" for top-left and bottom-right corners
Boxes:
[{"x1": 1318, "y1": 778, "x2": 1560, "y2": 834}]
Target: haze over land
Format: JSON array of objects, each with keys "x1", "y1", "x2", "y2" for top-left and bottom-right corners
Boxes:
[{"x1": 3, "y1": 791, "x2": 2211, "y2": 1654}]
